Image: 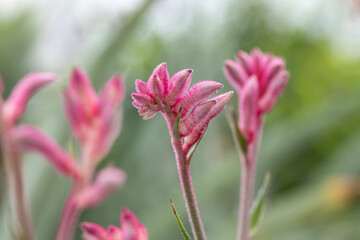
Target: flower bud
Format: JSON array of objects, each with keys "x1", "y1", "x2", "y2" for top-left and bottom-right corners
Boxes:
[
  {"x1": 174, "y1": 81, "x2": 223, "y2": 118},
  {"x1": 239, "y1": 76, "x2": 258, "y2": 141},
  {"x1": 148, "y1": 74, "x2": 164, "y2": 100},
  {"x1": 151, "y1": 62, "x2": 169, "y2": 94},
  {"x1": 70, "y1": 68, "x2": 98, "y2": 109},
  {"x1": 167, "y1": 69, "x2": 192, "y2": 106},
  {"x1": 179, "y1": 100, "x2": 217, "y2": 136},
  {"x1": 3, "y1": 72, "x2": 57, "y2": 125},
  {"x1": 131, "y1": 93, "x2": 155, "y2": 106},
  {"x1": 81, "y1": 222, "x2": 111, "y2": 240},
  {"x1": 258, "y1": 72, "x2": 288, "y2": 113},
  {"x1": 121, "y1": 208, "x2": 148, "y2": 240},
  {"x1": 135, "y1": 79, "x2": 150, "y2": 95},
  {"x1": 100, "y1": 74, "x2": 125, "y2": 107},
  {"x1": 224, "y1": 60, "x2": 247, "y2": 91}
]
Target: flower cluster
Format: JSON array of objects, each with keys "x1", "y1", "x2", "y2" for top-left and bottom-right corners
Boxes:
[
  {"x1": 224, "y1": 48, "x2": 289, "y2": 142},
  {"x1": 81, "y1": 208, "x2": 148, "y2": 240},
  {"x1": 132, "y1": 63, "x2": 233, "y2": 151}
]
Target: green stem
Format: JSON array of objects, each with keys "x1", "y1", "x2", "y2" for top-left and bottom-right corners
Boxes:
[{"x1": 165, "y1": 110, "x2": 206, "y2": 240}]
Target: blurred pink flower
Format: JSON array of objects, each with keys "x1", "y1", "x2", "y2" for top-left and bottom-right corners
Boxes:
[
  {"x1": 2, "y1": 72, "x2": 57, "y2": 126},
  {"x1": 224, "y1": 48, "x2": 289, "y2": 142},
  {"x1": 63, "y1": 68, "x2": 125, "y2": 163},
  {"x1": 132, "y1": 62, "x2": 233, "y2": 150},
  {"x1": 81, "y1": 208, "x2": 148, "y2": 240}
]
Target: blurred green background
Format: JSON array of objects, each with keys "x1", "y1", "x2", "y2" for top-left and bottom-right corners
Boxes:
[{"x1": 1, "y1": 0, "x2": 360, "y2": 239}]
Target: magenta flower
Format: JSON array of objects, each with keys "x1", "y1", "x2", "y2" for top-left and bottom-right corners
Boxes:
[
  {"x1": 63, "y1": 67, "x2": 125, "y2": 167},
  {"x1": 81, "y1": 208, "x2": 148, "y2": 240},
  {"x1": 132, "y1": 63, "x2": 233, "y2": 240},
  {"x1": 224, "y1": 48, "x2": 289, "y2": 142}
]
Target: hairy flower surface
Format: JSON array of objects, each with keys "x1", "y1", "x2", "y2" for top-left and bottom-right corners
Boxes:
[
  {"x1": 132, "y1": 62, "x2": 233, "y2": 150},
  {"x1": 81, "y1": 208, "x2": 148, "y2": 240},
  {"x1": 224, "y1": 48, "x2": 289, "y2": 142},
  {"x1": 64, "y1": 68, "x2": 125, "y2": 163}
]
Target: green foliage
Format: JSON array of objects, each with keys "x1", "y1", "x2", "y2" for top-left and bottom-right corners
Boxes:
[{"x1": 250, "y1": 173, "x2": 271, "y2": 237}]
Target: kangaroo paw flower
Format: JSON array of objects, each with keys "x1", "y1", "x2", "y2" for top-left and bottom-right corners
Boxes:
[
  {"x1": 224, "y1": 48, "x2": 289, "y2": 142},
  {"x1": 132, "y1": 63, "x2": 233, "y2": 240},
  {"x1": 224, "y1": 48, "x2": 289, "y2": 240}
]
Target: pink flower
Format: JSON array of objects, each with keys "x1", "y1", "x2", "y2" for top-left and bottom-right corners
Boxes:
[
  {"x1": 63, "y1": 68, "x2": 125, "y2": 163},
  {"x1": 224, "y1": 48, "x2": 289, "y2": 141},
  {"x1": 81, "y1": 208, "x2": 148, "y2": 240},
  {"x1": 132, "y1": 62, "x2": 233, "y2": 149},
  {"x1": 2, "y1": 72, "x2": 57, "y2": 126}
]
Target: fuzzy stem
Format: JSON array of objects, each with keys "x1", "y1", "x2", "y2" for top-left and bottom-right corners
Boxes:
[
  {"x1": 237, "y1": 154, "x2": 255, "y2": 240},
  {"x1": 164, "y1": 110, "x2": 206, "y2": 240},
  {"x1": 236, "y1": 125, "x2": 262, "y2": 240},
  {"x1": 0, "y1": 99, "x2": 36, "y2": 240}
]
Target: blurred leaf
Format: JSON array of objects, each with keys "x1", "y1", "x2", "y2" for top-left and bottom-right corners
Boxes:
[
  {"x1": 250, "y1": 172, "x2": 271, "y2": 237},
  {"x1": 170, "y1": 200, "x2": 192, "y2": 240},
  {"x1": 226, "y1": 108, "x2": 247, "y2": 154}
]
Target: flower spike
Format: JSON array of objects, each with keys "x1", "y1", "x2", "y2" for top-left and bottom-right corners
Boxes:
[
  {"x1": 167, "y1": 69, "x2": 192, "y2": 106},
  {"x1": 132, "y1": 63, "x2": 233, "y2": 240},
  {"x1": 224, "y1": 48, "x2": 289, "y2": 240}
]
